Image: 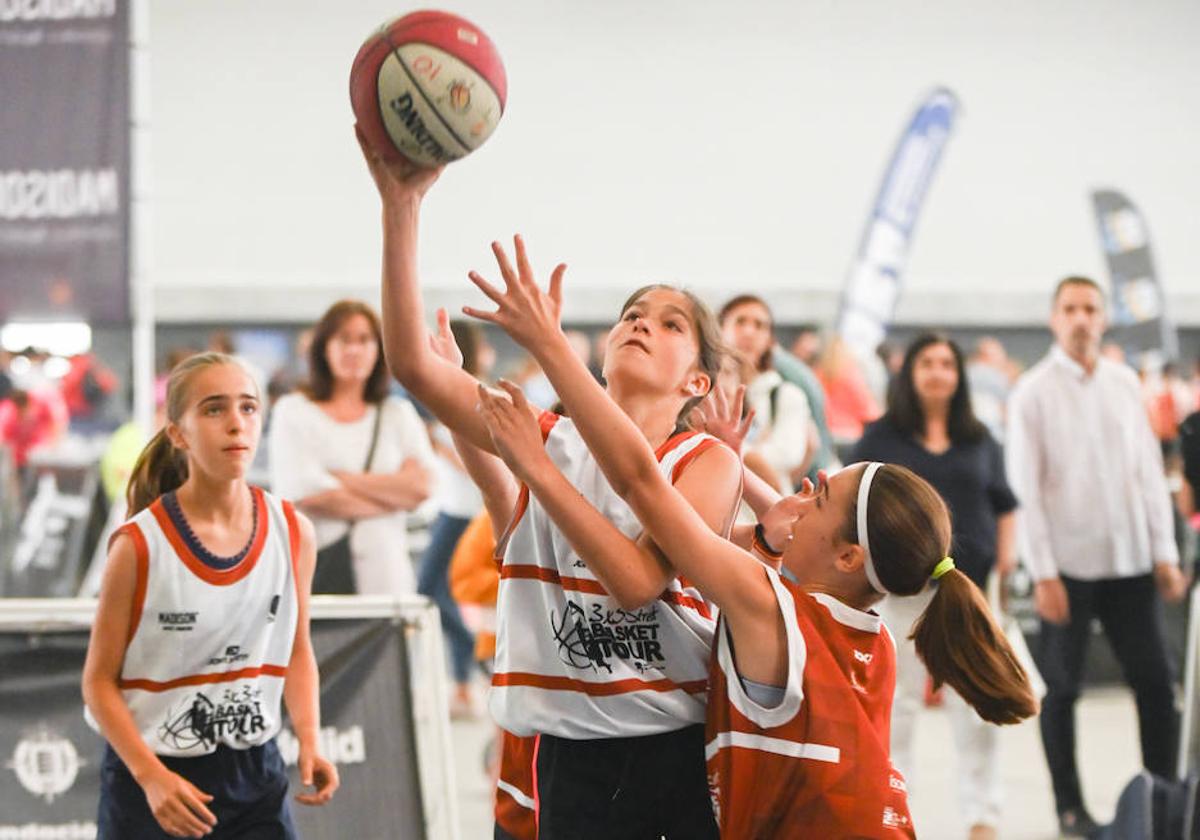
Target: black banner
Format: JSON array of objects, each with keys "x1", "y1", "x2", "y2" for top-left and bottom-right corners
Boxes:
[
  {"x1": 0, "y1": 0, "x2": 131, "y2": 325},
  {"x1": 1091, "y1": 189, "x2": 1179, "y2": 361},
  {"x1": 0, "y1": 618, "x2": 428, "y2": 839}
]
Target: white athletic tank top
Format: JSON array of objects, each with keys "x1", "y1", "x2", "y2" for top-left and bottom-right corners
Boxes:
[
  {"x1": 85, "y1": 487, "x2": 300, "y2": 757},
  {"x1": 490, "y1": 414, "x2": 732, "y2": 739}
]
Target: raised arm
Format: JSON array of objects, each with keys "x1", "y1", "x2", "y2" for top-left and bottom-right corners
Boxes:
[
  {"x1": 355, "y1": 127, "x2": 496, "y2": 453},
  {"x1": 464, "y1": 239, "x2": 778, "y2": 631},
  {"x1": 479, "y1": 381, "x2": 787, "y2": 686}
]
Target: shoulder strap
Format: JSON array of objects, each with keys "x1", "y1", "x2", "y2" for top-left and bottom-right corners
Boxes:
[{"x1": 363, "y1": 402, "x2": 384, "y2": 472}]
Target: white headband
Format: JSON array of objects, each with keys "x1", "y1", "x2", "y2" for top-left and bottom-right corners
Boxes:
[{"x1": 857, "y1": 462, "x2": 888, "y2": 594}]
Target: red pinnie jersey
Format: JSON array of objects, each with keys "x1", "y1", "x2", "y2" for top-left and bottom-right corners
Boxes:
[{"x1": 705, "y1": 568, "x2": 915, "y2": 838}]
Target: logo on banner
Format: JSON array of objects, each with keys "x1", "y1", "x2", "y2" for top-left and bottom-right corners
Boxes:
[
  {"x1": 1102, "y1": 208, "x2": 1148, "y2": 254},
  {"x1": 4, "y1": 724, "x2": 84, "y2": 803},
  {"x1": 159, "y1": 686, "x2": 267, "y2": 750},
  {"x1": 550, "y1": 601, "x2": 666, "y2": 674},
  {"x1": 277, "y1": 725, "x2": 366, "y2": 766}
]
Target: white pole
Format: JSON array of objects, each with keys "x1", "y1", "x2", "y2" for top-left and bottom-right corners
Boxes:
[{"x1": 129, "y1": 0, "x2": 154, "y2": 437}]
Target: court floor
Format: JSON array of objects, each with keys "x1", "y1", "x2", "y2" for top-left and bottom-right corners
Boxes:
[{"x1": 449, "y1": 687, "x2": 1145, "y2": 839}]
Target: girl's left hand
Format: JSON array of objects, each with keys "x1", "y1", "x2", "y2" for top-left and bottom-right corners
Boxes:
[
  {"x1": 476, "y1": 380, "x2": 550, "y2": 482},
  {"x1": 295, "y1": 748, "x2": 339, "y2": 806},
  {"x1": 463, "y1": 235, "x2": 568, "y2": 353}
]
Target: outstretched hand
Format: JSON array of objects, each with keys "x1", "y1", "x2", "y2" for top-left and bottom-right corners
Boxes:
[
  {"x1": 354, "y1": 124, "x2": 443, "y2": 207},
  {"x1": 427, "y1": 307, "x2": 464, "y2": 368},
  {"x1": 476, "y1": 380, "x2": 550, "y2": 483},
  {"x1": 463, "y1": 235, "x2": 568, "y2": 353},
  {"x1": 690, "y1": 384, "x2": 755, "y2": 455}
]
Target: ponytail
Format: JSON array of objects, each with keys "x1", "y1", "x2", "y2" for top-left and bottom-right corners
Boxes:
[
  {"x1": 911, "y1": 569, "x2": 1038, "y2": 724},
  {"x1": 849, "y1": 462, "x2": 1038, "y2": 726},
  {"x1": 125, "y1": 428, "x2": 188, "y2": 516},
  {"x1": 124, "y1": 351, "x2": 253, "y2": 516}
]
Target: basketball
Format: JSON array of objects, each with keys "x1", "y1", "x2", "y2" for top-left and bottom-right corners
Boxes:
[{"x1": 350, "y1": 10, "x2": 507, "y2": 167}]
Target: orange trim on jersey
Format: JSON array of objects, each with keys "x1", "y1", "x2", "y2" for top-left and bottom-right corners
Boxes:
[
  {"x1": 111, "y1": 523, "x2": 150, "y2": 647},
  {"x1": 500, "y1": 563, "x2": 608, "y2": 596},
  {"x1": 537, "y1": 410, "x2": 560, "y2": 440},
  {"x1": 654, "y1": 428, "x2": 700, "y2": 459},
  {"x1": 532, "y1": 733, "x2": 543, "y2": 836},
  {"x1": 493, "y1": 671, "x2": 708, "y2": 697},
  {"x1": 494, "y1": 412, "x2": 561, "y2": 568},
  {"x1": 502, "y1": 563, "x2": 710, "y2": 617},
  {"x1": 150, "y1": 486, "x2": 269, "y2": 586},
  {"x1": 669, "y1": 435, "x2": 720, "y2": 484},
  {"x1": 119, "y1": 663, "x2": 288, "y2": 693},
  {"x1": 281, "y1": 499, "x2": 302, "y2": 603}
]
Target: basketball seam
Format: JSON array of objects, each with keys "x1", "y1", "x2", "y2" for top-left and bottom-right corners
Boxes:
[{"x1": 385, "y1": 40, "x2": 477, "y2": 156}]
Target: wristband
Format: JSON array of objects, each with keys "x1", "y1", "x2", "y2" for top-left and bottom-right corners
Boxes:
[{"x1": 753, "y1": 522, "x2": 784, "y2": 560}]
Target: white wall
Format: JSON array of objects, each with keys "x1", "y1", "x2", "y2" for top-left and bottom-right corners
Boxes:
[{"x1": 148, "y1": 0, "x2": 1200, "y2": 325}]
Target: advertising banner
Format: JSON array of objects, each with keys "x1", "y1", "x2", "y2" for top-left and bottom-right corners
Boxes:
[
  {"x1": 836, "y1": 88, "x2": 959, "y2": 362},
  {"x1": 0, "y1": 0, "x2": 131, "y2": 324},
  {"x1": 1091, "y1": 189, "x2": 1178, "y2": 361},
  {"x1": 0, "y1": 615, "x2": 431, "y2": 839}
]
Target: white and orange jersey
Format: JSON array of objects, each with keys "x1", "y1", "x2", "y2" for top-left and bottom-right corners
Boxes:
[
  {"x1": 85, "y1": 487, "x2": 301, "y2": 757},
  {"x1": 490, "y1": 412, "x2": 732, "y2": 739},
  {"x1": 706, "y1": 567, "x2": 915, "y2": 839}
]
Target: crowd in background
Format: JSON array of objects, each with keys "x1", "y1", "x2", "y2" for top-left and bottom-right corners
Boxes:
[{"x1": 4, "y1": 292, "x2": 1200, "y2": 837}]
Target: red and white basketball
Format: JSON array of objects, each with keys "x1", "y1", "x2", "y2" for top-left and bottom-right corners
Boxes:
[{"x1": 350, "y1": 10, "x2": 507, "y2": 167}]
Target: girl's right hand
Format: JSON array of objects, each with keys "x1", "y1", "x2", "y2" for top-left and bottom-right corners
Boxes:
[
  {"x1": 689, "y1": 384, "x2": 755, "y2": 455},
  {"x1": 354, "y1": 124, "x2": 443, "y2": 208},
  {"x1": 141, "y1": 766, "x2": 217, "y2": 837}
]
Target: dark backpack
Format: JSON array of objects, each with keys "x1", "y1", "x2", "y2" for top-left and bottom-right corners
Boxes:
[{"x1": 1098, "y1": 771, "x2": 1200, "y2": 840}]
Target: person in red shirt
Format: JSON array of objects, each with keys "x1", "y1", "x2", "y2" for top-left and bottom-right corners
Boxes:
[
  {"x1": 466, "y1": 237, "x2": 1039, "y2": 838},
  {"x1": 0, "y1": 387, "x2": 68, "y2": 468}
]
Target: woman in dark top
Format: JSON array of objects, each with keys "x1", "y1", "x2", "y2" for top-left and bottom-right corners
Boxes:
[{"x1": 851, "y1": 331, "x2": 1017, "y2": 840}]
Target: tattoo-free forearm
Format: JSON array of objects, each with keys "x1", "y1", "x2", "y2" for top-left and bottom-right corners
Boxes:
[{"x1": 524, "y1": 458, "x2": 674, "y2": 608}]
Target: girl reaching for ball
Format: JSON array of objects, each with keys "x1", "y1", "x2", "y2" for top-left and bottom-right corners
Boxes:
[
  {"x1": 82, "y1": 353, "x2": 338, "y2": 839},
  {"x1": 464, "y1": 238, "x2": 1040, "y2": 839},
  {"x1": 356, "y1": 132, "x2": 741, "y2": 838}
]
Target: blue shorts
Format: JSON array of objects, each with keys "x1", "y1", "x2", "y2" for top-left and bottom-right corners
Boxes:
[{"x1": 97, "y1": 739, "x2": 297, "y2": 840}]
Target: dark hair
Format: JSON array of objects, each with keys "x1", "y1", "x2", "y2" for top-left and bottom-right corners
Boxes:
[
  {"x1": 127, "y1": 352, "x2": 256, "y2": 515},
  {"x1": 450, "y1": 319, "x2": 485, "y2": 377},
  {"x1": 1052, "y1": 275, "x2": 1105, "y2": 306},
  {"x1": 842, "y1": 463, "x2": 1038, "y2": 725},
  {"x1": 305, "y1": 300, "x2": 390, "y2": 404},
  {"x1": 717, "y1": 294, "x2": 774, "y2": 372},
  {"x1": 884, "y1": 332, "x2": 986, "y2": 445},
  {"x1": 618, "y1": 285, "x2": 726, "y2": 428}
]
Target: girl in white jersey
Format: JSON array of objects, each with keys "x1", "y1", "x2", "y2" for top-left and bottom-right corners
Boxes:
[
  {"x1": 465, "y1": 242, "x2": 1040, "y2": 839},
  {"x1": 356, "y1": 131, "x2": 741, "y2": 838},
  {"x1": 82, "y1": 353, "x2": 338, "y2": 839}
]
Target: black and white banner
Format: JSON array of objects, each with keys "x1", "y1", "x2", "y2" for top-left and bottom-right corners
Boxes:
[
  {"x1": 0, "y1": 616, "x2": 430, "y2": 839},
  {"x1": 1091, "y1": 189, "x2": 1178, "y2": 362},
  {"x1": 0, "y1": 0, "x2": 131, "y2": 324}
]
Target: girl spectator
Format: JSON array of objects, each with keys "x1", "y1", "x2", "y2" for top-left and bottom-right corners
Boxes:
[{"x1": 719, "y1": 294, "x2": 816, "y2": 491}]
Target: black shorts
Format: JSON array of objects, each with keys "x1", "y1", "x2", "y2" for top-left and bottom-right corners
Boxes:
[
  {"x1": 97, "y1": 739, "x2": 297, "y2": 840},
  {"x1": 534, "y1": 723, "x2": 718, "y2": 840}
]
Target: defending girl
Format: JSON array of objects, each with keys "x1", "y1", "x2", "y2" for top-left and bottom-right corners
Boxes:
[
  {"x1": 356, "y1": 133, "x2": 742, "y2": 837},
  {"x1": 82, "y1": 353, "x2": 338, "y2": 839},
  {"x1": 464, "y1": 239, "x2": 1040, "y2": 839}
]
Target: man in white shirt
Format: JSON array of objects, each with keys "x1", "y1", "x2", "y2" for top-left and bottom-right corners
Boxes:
[{"x1": 1007, "y1": 276, "x2": 1188, "y2": 838}]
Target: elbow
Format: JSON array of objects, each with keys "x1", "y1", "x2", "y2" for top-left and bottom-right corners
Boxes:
[{"x1": 611, "y1": 582, "x2": 661, "y2": 611}]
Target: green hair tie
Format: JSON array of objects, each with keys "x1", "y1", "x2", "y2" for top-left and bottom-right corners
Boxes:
[{"x1": 931, "y1": 556, "x2": 955, "y2": 580}]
